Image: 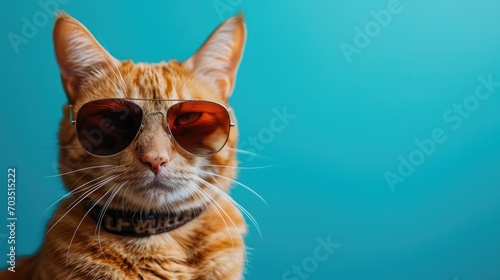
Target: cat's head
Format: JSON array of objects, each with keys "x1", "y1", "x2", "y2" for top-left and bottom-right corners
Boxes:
[{"x1": 53, "y1": 12, "x2": 246, "y2": 213}]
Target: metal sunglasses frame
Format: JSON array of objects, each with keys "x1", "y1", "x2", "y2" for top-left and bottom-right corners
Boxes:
[{"x1": 68, "y1": 98, "x2": 236, "y2": 157}]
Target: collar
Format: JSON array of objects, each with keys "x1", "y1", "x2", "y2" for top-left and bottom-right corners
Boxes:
[{"x1": 88, "y1": 202, "x2": 204, "y2": 237}]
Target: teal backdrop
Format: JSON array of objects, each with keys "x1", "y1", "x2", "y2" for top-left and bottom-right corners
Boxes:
[{"x1": 2, "y1": 0, "x2": 500, "y2": 279}]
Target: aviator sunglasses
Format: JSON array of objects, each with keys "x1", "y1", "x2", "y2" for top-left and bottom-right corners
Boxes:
[{"x1": 69, "y1": 98, "x2": 235, "y2": 157}]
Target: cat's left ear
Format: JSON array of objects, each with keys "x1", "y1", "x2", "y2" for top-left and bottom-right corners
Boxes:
[{"x1": 183, "y1": 14, "x2": 246, "y2": 99}]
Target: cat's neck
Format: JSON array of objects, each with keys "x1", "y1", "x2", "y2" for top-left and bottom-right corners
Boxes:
[{"x1": 86, "y1": 200, "x2": 204, "y2": 237}]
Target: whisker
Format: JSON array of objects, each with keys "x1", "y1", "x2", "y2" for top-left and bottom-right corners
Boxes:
[
  {"x1": 190, "y1": 180, "x2": 238, "y2": 248},
  {"x1": 201, "y1": 164, "x2": 274, "y2": 170},
  {"x1": 66, "y1": 177, "x2": 124, "y2": 264},
  {"x1": 47, "y1": 173, "x2": 123, "y2": 235},
  {"x1": 67, "y1": 174, "x2": 122, "y2": 210},
  {"x1": 46, "y1": 165, "x2": 118, "y2": 178},
  {"x1": 183, "y1": 181, "x2": 209, "y2": 212},
  {"x1": 69, "y1": 173, "x2": 88, "y2": 190},
  {"x1": 225, "y1": 147, "x2": 272, "y2": 160},
  {"x1": 198, "y1": 170, "x2": 268, "y2": 206},
  {"x1": 93, "y1": 40, "x2": 127, "y2": 99},
  {"x1": 120, "y1": 185, "x2": 132, "y2": 214},
  {"x1": 95, "y1": 181, "x2": 127, "y2": 257},
  {"x1": 104, "y1": 55, "x2": 127, "y2": 98},
  {"x1": 197, "y1": 176, "x2": 262, "y2": 237},
  {"x1": 193, "y1": 178, "x2": 249, "y2": 262},
  {"x1": 43, "y1": 173, "x2": 112, "y2": 215}
]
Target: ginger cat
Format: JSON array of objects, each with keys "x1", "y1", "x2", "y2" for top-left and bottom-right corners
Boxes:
[{"x1": 1, "y1": 11, "x2": 247, "y2": 280}]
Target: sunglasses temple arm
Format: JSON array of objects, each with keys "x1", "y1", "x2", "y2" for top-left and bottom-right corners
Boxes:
[
  {"x1": 68, "y1": 104, "x2": 76, "y2": 126},
  {"x1": 228, "y1": 107, "x2": 236, "y2": 127}
]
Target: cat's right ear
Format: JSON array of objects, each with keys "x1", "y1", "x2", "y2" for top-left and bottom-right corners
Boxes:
[
  {"x1": 53, "y1": 12, "x2": 118, "y2": 103},
  {"x1": 183, "y1": 14, "x2": 246, "y2": 100}
]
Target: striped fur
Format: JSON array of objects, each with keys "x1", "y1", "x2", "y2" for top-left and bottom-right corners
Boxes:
[{"x1": 0, "y1": 12, "x2": 247, "y2": 280}]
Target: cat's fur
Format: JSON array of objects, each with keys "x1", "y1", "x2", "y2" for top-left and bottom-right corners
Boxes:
[{"x1": 0, "y1": 12, "x2": 247, "y2": 280}]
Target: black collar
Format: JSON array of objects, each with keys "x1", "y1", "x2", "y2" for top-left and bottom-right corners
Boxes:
[{"x1": 88, "y1": 202, "x2": 204, "y2": 237}]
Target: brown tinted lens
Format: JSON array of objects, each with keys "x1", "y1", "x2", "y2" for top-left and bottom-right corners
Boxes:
[
  {"x1": 167, "y1": 101, "x2": 231, "y2": 156},
  {"x1": 75, "y1": 99, "x2": 143, "y2": 156}
]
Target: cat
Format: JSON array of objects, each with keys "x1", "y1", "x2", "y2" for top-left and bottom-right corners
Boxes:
[{"x1": 0, "y1": 11, "x2": 247, "y2": 280}]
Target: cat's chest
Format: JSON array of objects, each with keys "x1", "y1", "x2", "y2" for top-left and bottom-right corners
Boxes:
[{"x1": 40, "y1": 199, "x2": 245, "y2": 279}]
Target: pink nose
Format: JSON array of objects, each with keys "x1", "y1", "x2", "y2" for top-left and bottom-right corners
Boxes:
[{"x1": 141, "y1": 152, "x2": 170, "y2": 174}]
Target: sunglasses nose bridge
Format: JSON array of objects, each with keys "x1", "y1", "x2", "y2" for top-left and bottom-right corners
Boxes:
[
  {"x1": 143, "y1": 111, "x2": 167, "y2": 126},
  {"x1": 134, "y1": 112, "x2": 175, "y2": 157},
  {"x1": 143, "y1": 110, "x2": 178, "y2": 145}
]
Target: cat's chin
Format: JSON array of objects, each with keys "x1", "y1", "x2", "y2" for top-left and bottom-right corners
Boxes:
[
  {"x1": 121, "y1": 175, "x2": 204, "y2": 211},
  {"x1": 135, "y1": 173, "x2": 191, "y2": 192},
  {"x1": 140, "y1": 177, "x2": 177, "y2": 190}
]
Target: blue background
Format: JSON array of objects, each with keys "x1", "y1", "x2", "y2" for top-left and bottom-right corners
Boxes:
[{"x1": 2, "y1": 0, "x2": 500, "y2": 279}]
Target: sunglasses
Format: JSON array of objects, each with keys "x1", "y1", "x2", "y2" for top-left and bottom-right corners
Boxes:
[{"x1": 69, "y1": 98, "x2": 235, "y2": 157}]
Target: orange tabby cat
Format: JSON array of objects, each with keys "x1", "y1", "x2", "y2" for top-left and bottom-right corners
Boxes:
[{"x1": 0, "y1": 11, "x2": 247, "y2": 280}]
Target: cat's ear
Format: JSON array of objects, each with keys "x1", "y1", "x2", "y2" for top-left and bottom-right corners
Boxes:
[
  {"x1": 53, "y1": 12, "x2": 118, "y2": 103},
  {"x1": 183, "y1": 14, "x2": 246, "y2": 99}
]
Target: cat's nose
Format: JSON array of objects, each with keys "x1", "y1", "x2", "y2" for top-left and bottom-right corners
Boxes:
[{"x1": 142, "y1": 152, "x2": 170, "y2": 174}]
